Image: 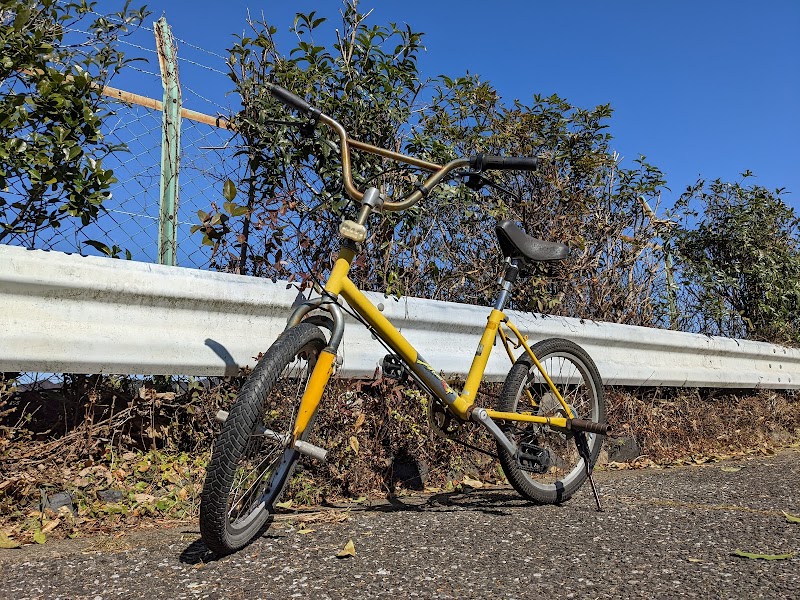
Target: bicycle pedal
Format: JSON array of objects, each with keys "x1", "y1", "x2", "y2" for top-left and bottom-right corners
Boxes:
[
  {"x1": 217, "y1": 411, "x2": 291, "y2": 445},
  {"x1": 516, "y1": 443, "x2": 551, "y2": 474},
  {"x1": 381, "y1": 354, "x2": 406, "y2": 380},
  {"x1": 294, "y1": 440, "x2": 328, "y2": 462}
]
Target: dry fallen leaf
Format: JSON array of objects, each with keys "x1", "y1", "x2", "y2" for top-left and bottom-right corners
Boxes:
[
  {"x1": 606, "y1": 461, "x2": 632, "y2": 470},
  {"x1": 349, "y1": 436, "x2": 360, "y2": 454},
  {"x1": 783, "y1": 511, "x2": 800, "y2": 524},
  {"x1": 292, "y1": 510, "x2": 349, "y2": 525},
  {"x1": 33, "y1": 529, "x2": 46, "y2": 545},
  {"x1": 353, "y1": 413, "x2": 366, "y2": 431},
  {"x1": 337, "y1": 539, "x2": 356, "y2": 558},
  {"x1": 462, "y1": 475, "x2": 484, "y2": 489},
  {"x1": 0, "y1": 532, "x2": 21, "y2": 549},
  {"x1": 297, "y1": 527, "x2": 314, "y2": 535},
  {"x1": 57, "y1": 506, "x2": 74, "y2": 519},
  {"x1": 720, "y1": 466, "x2": 742, "y2": 473},
  {"x1": 687, "y1": 557, "x2": 703, "y2": 563},
  {"x1": 274, "y1": 500, "x2": 293, "y2": 510},
  {"x1": 41, "y1": 519, "x2": 61, "y2": 534}
]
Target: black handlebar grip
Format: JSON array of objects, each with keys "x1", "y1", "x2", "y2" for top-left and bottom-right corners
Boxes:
[
  {"x1": 470, "y1": 153, "x2": 539, "y2": 171},
  {"x1": 265, "y1": 83, "x2": 318, "y2": 116},
  {"x1": 570, "y1": 419, "x2": 611, "y2": 435}
]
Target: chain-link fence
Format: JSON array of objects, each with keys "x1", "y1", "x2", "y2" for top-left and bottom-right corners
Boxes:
[
  {"x1": 3, "y1": 15, "x2": 247, "y2": 270},
  {"x1": 77, "y1": 98, "x2": 245, "y2": 269}
]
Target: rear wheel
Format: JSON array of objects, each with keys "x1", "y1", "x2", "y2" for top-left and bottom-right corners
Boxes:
[
  {"x1": 497, "y1": 338, "x2": 605, "y2": 504},
  {"x1": 200, "y1": 323, "x2": 326, "y2": 555}
]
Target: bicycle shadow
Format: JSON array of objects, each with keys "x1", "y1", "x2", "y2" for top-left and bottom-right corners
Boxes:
[
  {"x1": 363, "y1": 487, "x2": 535, "y2": 517},
  {"x1": 178, "y1": 516, "x2": 284, "y2": 565},
  {"x1": 178, "y1": 488, "x2": 544, "y2": 564},
  {"x1": 179, "y1": 538, "x2": 215, "y2": 565}
]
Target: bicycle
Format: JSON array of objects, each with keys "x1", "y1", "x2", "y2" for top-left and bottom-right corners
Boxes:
[{"x1": 199, "y1": 84, "x2": 611, "y2": 556}]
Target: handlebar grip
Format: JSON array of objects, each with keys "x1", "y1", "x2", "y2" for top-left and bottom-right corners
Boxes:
[
  {"x1": 265, "y1": 83, "x2": 318, "y2": 116},
  {"x1": 470, "y1": 153, "x2": 539, "y2": 171},
  {"x1": 570, "y1": 419, "x2": 611, "y2": 435}
]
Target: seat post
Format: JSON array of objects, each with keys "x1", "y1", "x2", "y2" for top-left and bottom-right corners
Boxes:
[{"x1": 494, "y1": 260, "x2": 520, "y2": 311}]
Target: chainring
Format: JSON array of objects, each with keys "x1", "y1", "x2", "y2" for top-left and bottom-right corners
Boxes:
[{"x1": 427, "y1": 397, "x2": 462, "y2": 440}]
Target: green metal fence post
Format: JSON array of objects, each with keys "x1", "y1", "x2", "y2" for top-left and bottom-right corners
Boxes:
[{"x1": 155, "y1": 17, "x2": 181, "y2": 266}]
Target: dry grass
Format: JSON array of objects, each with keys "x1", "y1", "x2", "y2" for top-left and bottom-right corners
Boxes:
[
  {"x1": 1, "y1": 372, "x2": 798, "y2": 543},
  {"x1": 606, "y1": 387, "x2": 800, "y2": 463}
]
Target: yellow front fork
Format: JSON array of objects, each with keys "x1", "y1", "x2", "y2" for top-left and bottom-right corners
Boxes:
[
  {"x1": 292, "y1": 349, "x2": 336, "y2": 440},
  {"x1": 288, "y1": 244, "x2": 351, "y2": 441}
]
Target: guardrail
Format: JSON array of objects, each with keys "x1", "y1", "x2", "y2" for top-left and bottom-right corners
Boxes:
[{"x1": 2, "y1": 245, "x2": 799, "y2": 388}]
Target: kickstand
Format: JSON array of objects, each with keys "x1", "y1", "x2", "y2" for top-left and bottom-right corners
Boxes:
[
  {"x1": 587, "y1": 472, "x2": 603, "y2": 512},
  {"x1": 575, "y1": 431, "x2": 604, "y2": 512}
]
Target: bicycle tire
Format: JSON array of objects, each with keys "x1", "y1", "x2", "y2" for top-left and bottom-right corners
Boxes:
[
  {"x1": 497, "y1": 337, "x2": 605, "y2": 504},
  {"x1": 200, "y1": 322, "x2": 327, "y2": 555}
]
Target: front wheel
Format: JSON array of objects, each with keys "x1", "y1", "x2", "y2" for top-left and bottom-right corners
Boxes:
[
  {"x1": 200, "y1": 322, "x2": 327, "y2": 555},
  {"x1": 497, "y1": 338, "x2": 605, "y2": 504}
]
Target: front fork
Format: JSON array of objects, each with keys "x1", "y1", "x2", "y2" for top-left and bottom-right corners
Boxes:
[
  {"x1": 285, "y1": 296, "x2": 346, "y2": 441},
  {"x1": 292, "y1": 349, "x2": 336, "y2": 440}
]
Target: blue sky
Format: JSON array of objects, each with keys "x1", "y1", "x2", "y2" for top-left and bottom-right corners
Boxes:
[{"x1": 112, "y1": 0, "x2": 800, "y2": 214}]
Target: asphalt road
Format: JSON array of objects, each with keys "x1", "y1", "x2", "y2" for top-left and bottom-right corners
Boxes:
[{"x1": 1, "y1": 449, "x2": 798, "y2": 599}]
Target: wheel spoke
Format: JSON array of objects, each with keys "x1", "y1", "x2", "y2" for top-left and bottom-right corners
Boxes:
[
  {"x1": 226, "y1": 346, "x2": 318, "y2": 525},
  {"x1": 200, "y1": 323, "x2": 327, "y2": 555},
  {"x1": 228, "y1": 444, "x2": 283, "y2": 518},
  {"x1": 496, "y1": 340, "x2": 605, "y2": 505}
]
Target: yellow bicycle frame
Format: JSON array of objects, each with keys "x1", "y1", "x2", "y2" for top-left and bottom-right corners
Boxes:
[{"x1": 291, "y1": 245, "x2": 577, "y2": 440}]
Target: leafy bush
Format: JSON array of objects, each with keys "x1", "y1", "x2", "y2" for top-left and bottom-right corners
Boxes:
[
  {"x1": 670, "y1": 175, "x2": 800, "y2": 345},
  {"x1": 0, "y1": 0, "x2": 147, "y2": 249},
  {"x1": 195, "y1": 1, "x2": 670, "y2": 328}
]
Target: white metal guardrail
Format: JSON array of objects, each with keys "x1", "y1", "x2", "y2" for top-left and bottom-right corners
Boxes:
[{"x1": 2, "y1": 245, "x2": 799, "y2": 388}]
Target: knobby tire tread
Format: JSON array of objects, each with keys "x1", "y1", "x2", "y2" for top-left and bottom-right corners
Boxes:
[
  {"x1": 497, "y1": 337, "x2": 605, "y2": 504},
  {"x1": 200, "y1": 323, "x2": 325, "y2": 556}
]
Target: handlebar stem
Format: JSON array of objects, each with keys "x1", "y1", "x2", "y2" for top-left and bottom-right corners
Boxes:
[{"x1": 360, "y1": 187, "x2": 384, "y2": 211}]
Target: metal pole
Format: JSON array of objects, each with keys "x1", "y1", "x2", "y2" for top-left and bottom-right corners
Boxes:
[{"x1": 154, "y1": 17, "x2": 181, "y2": 266}]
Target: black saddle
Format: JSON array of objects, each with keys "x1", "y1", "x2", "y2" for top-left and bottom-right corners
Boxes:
[{"x1": 495, "y1": 220, "x2": 568, "y2": 264}]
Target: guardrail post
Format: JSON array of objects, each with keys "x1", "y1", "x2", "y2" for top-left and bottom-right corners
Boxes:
[{"x1": 154, "y1": 17, "x2": 181, "y2": 266}]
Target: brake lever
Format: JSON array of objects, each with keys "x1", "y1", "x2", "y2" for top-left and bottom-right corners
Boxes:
[
  {"x1": 464, "y1": 170, "x2": 484, "y2": 192},
  {"x1": 258, "y1": 117, "x2": 319, "y2": 139},
  {"x1": 461, "y1": 170, "x2": 522, "y2": 203},
  {"x1": 299, "y1": 113, "x2": 320, "y2": 138}
]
